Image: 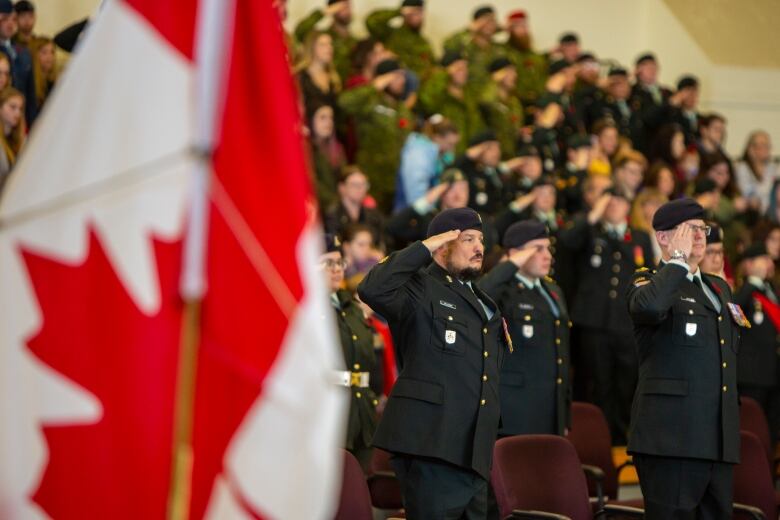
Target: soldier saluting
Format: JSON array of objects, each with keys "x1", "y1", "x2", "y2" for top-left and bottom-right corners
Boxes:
[
  {"x1": 627, "y1": 198, "x2": 747, "y2": 519},
  {"x1": 358, "y1": 207, "x2": 510, "y2": 519}
]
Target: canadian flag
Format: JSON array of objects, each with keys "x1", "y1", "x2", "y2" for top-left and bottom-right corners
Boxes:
[{"x1": 0, "y1": 0, "x2": 347, "y2": 519}]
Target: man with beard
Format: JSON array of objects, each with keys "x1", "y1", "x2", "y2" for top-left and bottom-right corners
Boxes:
[
  {"x1": 358, "y1": 207, "x2": 509, "y2": 519},
  {"x1": 366, "y1": 0, "x2": 435, "y2": 80},
  {"x1": 480, "y1": 221, "x2": 571, "y2": 436},
  {"x1": 503, "y1": 10, "x2": 548, "y2": 112},
  {"x1": 627, "y1": 198, "x2": 744, "y2": 518},
  {"x1": 418, "y1": 50, "x2": 485, "y2": 152},
  {"x1": 338, "y1": 58, "x2": 413, "y2": 212},
  {"x1": 479, "y1": 57, "x2": 523, "y2": 159},
  {"x1": 442, "y1": 5, "x2": 504, "y2": 95},
  {"x1": 294, "y1": 0, "x2": 358, "y2": 83}
]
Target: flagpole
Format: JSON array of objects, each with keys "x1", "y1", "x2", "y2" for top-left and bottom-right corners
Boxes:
[{"x1": 167, "y1": 0, "x2": 235, "y2": 516}]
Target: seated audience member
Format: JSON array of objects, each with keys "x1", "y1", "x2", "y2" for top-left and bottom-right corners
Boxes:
[
  {"x1": 648, "y1": 123, "x2": 686, "y2": 186},
  {"x1": 394, "y1": 115, "x2": 459, "y2": 211},
  {"x1": 307, "y1": 102, "x2": 346, "y2": 211},
  {"x1": 587, "y1": 119, "x2": 619, "y2": 177},
  {"x1": 697, "y1": 112, "x2": 729, "y2": 163},
  {"x1": 296, "y1": 30, "x2": 341, "y2": 117},
  {"x1": 735, "y1": 130, "x2": 779, "y2": 214},
  {"x1": 341, "y1": 223, "x2": 383, "y2": 282},
  {"x1": 612, "y1": 149, "x2": 647, "y2": 200},
  {"x1": 644, "y1": 161, "x2": 678, "y2": 199},
  {"x1": 32, "y1": 36, "x2": 57, "y2": 109},
  {"x1": 0, "y1": 86, "x2": 25, "y2": 192},
  {"x1": 324, "y1": 166, "x2": 385, "y2": 249}
]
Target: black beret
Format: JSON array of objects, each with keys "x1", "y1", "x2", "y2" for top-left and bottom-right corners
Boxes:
[
  {"x1": 741, "y1": 242, "x2": 769, "y2": 262},
  {"x1": 604, "y1": 186, "x2": 631, "y2": 201},
  {"x1": 472, "y1": 5, "x2": 494, "y2": 20},
  {"x1": 677, "y1": 75, "x2": 699, "y2": 90},
  {"x1": 503, "y1": 220, "x2": 548, "y2": 249},
  {"x1": 324, "y1": 233, "x2": 342, "y2": 253},
  {"x1": 0, "y1": 0, "x2": 12, "y2": 14},
  {"x1": 652, "y1": 198, "x2": 705, "y2": 231},
  {"x1": 693, "y1": 177, "x2": 718, "y2": 196},
  {"x1": 706, "y1": 222, "x2": 723, "y2": 245},
  {"x1": 559, "y1": 32, "x2": 579, "y2": 44},
  {"x1": 548, "y1": 59, "x2": 571, "y2": 75},
  {"x1": 441, "y1": 49, "x2": 464, "y2": 67},
  {"x1": 488, "y1": 56, "x2": 513, "y2": 73},
  {"x1": 467, "y1": 129, "x2": 498, "y2": 147},
  {"x1": 375, "y1": 58, "x2": 401, "y2": 76},
  {"x1": 608, "y1": 67, "x2": 628, "y2": 78},
  {"x1": 427, "y1": 207, "x2": 482, "y2": 238},
  {"x1": 576, "y1": 52, "x2": 596, "y2": 63},
  {"x1": 567, "y1": 134, "x2": 591, "y2": 149},
  {"x1": 13, "y1": 0, "x2": 34, "y2": 13},
  {"x1": 440, "y1": 167, "x2": 466, "y2": 184},
  {"x1": 635, "y1": 53, "x2": 656, "y2": 66},
  {"x1": 401, "y1": 0, "x2": 424, "y2": 7},
  {"x1": 516, "y1": 144, "x2": 540, "y2": 157}
]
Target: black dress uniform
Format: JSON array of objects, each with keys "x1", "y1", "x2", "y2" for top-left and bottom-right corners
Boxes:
[
  {"x1": 332, "y1": 290, "x2": 379, "y2": 472},
  {"x1": 559, "y1": 212, "x2": 653, "y2": 444},
  {"x1": 627, "y1": 199, "x2": 744, "y2": 519},
  {"x1": 735, "y1": 271, "x2": 780, "y2": 447},
  {"x1": 358, "y1": 209, "x2": 510, "y2": 519},
  {"x1": 480, "y1": 260, "x2": 571, "y2": 436}
]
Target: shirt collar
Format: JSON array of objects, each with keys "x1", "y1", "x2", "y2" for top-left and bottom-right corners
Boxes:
[
  {"x1": 515, "y1": 272, "x2": 539, "y2": 289},
  {"x1": 686, "y1": 268, "x2": 703, "y2": 283}
]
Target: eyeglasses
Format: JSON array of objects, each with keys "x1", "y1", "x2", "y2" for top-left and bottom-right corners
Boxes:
[
  {"x1": 676, "y1": 223, "x2": 711, "y2": 236},
  {"x1": 320, "y1": 259, "x2": 347, "y2": 270},
  {"x1": 704, "y1": 248, "x2": 723, "y2": 257}
]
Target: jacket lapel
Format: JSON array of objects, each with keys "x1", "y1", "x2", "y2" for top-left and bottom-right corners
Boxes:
[{"x1": 428, "y1": 263, "x2": 488, "y2": 322}]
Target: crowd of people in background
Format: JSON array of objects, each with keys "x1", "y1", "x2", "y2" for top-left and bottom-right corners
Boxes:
[
  {"x1": 279, "y1": 0, "x2": 780, "y2": 466},
  {"x1": 0, "y1": 0, "x2": 62, "y2": 192}
]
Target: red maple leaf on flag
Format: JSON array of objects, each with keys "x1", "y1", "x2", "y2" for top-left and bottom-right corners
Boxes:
[{"x1": 22, "y1": 228, "x2": 184, "y2": 519}]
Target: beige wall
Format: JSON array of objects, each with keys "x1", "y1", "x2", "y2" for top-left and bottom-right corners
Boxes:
[
  {"x1": 32, "y1": 0, "x2": 100, "y2": 37},
  {"x1": 286, "y1": 0, "x2": 780, "y2": 157}
]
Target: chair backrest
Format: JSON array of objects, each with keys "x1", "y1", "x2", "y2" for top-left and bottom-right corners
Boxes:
[
  {"x1": 368, "y1": 448, "x2": 403, "y2": 509},
  {"x1": 567, "y1": 402, "x2": 619, "y2": 499},
  {"x1": 739, "y1": 397, "x2": 773, "y2": 467},
  {"x1": 333, "y1": 450, "x2": 373, "y2": 520},
  {"x1": 491, "y1": 434, "x2": 592, "y2": 520},
  {"x1": 734, "y1": 431, "x2": 777, "y2": 520}
]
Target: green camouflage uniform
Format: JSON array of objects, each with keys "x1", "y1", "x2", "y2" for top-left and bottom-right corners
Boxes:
[
  {"x1": 479, "y1": 82, "x2": 524, "y2": 158},
  {"x1": 294, "y1": 10, "x2": 358, "y2": 83},
  {"x1": 338, "y1": 85, "x2": 413, "y2": 211},
  {"x1": 365, "y1": 8, "x2": 436, "y2": 80},
  {"x1": 442, "y1": 29, "x2": 504, "y2": 94},
  {"x1": 418, "y1": 69, "x2": 484, "y2": 154},
  {"x1": 504, "y1": 44, "x2": 548, "y2": 112}
]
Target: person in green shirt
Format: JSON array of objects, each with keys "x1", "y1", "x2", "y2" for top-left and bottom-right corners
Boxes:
[
  {"x1": 418, "y1": 50, "x2": 484, "y2": 153},
  {"x1": 479, "y1": 57, "x2": 524, "y2": 159},
  {"x1": 365, "y1": 0, "x2": 435, "y2": 81},
  {"x1": 441, "y1": 5, "x2": 504, "y2": 95},
  {"x1": 503, "y1": 9, "x2": 548, "y2": 116},
  {"x1": 293, "y1": 0, "x2": 357, "y2": 84},
  {"x1": 338, "y1": 59, "x2": 413, "y2": 212}
]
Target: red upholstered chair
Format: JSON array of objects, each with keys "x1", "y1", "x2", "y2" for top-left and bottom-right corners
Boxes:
[
  {"x1": 739, "y1": 397, "x2": 776, "y2": 478},
  {"x1": 734, "y1": 431, "x2": 777, "y2": 520},
  {"x1": 367, "y1": 448, "x2": 403, "y2": 511},
  {"x1": 490, "y1": 434, "x2": 644, "y2": 520},
  {"x1": 333, "y1": 450, "x2": 373, "y2": 520}
]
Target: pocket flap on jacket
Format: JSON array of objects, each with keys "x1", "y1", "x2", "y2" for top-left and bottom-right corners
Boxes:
[
  {"x1": 642, "y1": 378, "x2": 689, "y2": 396},
  {"x1": 391, "y1": 378, "x2": 444, "y2": 404}
]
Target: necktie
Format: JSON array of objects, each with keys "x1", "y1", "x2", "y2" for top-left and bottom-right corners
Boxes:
[
  {"x1": 466, "y1": 282, "x2": 493, "y2": 321},
  {"x1": 693, "y1": 277, "x2": 721, "y2": 313},
  {"x1": 535, "y1": 284, "x2": 560, "y2": 318}
]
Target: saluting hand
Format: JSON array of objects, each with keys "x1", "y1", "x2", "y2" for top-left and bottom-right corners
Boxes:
[
  {"x1": 668, "y1": 223, "x2": 693, "y2": 259},
  {"x1": 587, "y1": 193, "x2": 612, "y2": 225},
  {"x1": 508, "y1": 246, "x2": 536, "y2": 269},
  {"x1": 422, "y1": 229, "x2": 461, "y2": 253},
  {"x1": 425, "y1": 182, "x2": 450, "y2": 205}
]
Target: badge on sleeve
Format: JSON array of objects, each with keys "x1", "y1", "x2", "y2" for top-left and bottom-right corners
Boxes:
[
  {"x1": 445, "y1": 330, "x2": 456, "y2": 344},
  {"x1": 726, "y1": 303, "x2": 752, "y2": 328},
  {"x1": 685, "y1": 322, "x2": 697, "y2": 336}
]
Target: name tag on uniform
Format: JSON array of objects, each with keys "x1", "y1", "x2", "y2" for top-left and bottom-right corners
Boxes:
[
  {"x1": 518, "y1": 303, "x2": 534, "y2": 310},
  {"x1": 522, "y1": 325, "x2": 534, "y2": 338},
  {"x1": 445, "y1": 330, "x2": 457, "y2": 344},
  {"x1": 681, "y1": 296, "x2": 696, "y2": 303},
  {"x1": 439, "y1": 300, "x2": 457, "y2": 310},
  {"x1": 685, "y1": 322, "x2": 697, "y2": 336}
]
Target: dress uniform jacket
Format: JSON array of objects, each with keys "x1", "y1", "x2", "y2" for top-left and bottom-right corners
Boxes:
[
  {"x1": 560, "y1": 216, "x2": 653, "y2": 333},
  {"x1": 734, "y1": 280, "x2": 779, "y2": 388},
  {"x1": 455, "y1": 154, "x2": 513, "y2": 217},
  {"x1": 627, "y1": 263, "x2": 742, "y2": 463},
  {"x1": 358, "y1": 241, "x2": 510, "y2": 479},
  {"x1": 479, "y1": 261, "x2": 571, "y2": 435},
  {"x1": 333, "y1": 290, "x2": 379, "y2": 450}
]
